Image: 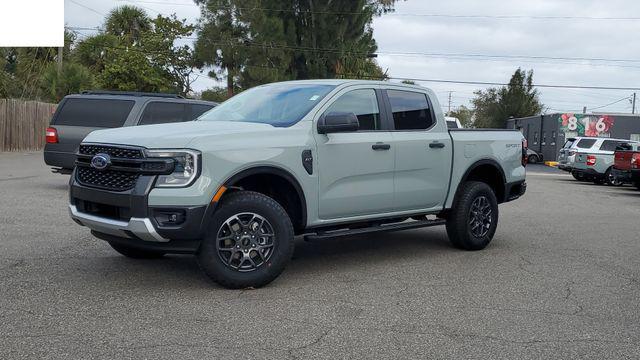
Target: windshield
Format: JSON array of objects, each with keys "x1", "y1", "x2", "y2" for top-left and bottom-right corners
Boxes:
[{"x1": 198, "y1": 83, "x2": 336, "y2": 127}]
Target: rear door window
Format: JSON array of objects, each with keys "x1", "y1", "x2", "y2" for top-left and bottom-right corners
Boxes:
[
  {"x1": 53, "y1": 98, "x2": 134, "y2": 128},
  {"x1": 563, "y1": 139, "x2": 575, "y2": 148},
  {"x1": 387, "y1": 90, "x2": 434, "y2": 130},
  {"x1": 576, "y1": 138, "x2": 597, "y2": 149},
  {"x1": 139, "y1": 102, "x2": 186, "y2": 125}
]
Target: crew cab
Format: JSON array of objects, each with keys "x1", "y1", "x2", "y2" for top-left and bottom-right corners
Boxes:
[
  {"x1": 612, "y1": 142, "x2": 640, "y2": 189},
  {"x1": 68, "y1": 80, "x2": 527, "y2": 289},
  {"x1": 573, "y1": 138, "x2": 639, "y2": 185},
  {"x1": 44, "y1": 91, "x2": 216, "y2": 173}
]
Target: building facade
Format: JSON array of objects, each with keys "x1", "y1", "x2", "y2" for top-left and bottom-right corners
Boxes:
[{"x1": 506, "y1": 113, "x2": 640, "y2": 161}]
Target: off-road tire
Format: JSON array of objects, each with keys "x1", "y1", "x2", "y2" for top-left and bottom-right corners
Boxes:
[
  {"x1": 108, "y1": 242, "x2": 166, "y2": 259},
  {"x1": 197, "y1": 191, "x2": 295, "y2": 289},
  {"x1": 446, "y1": 181, "x2": 499, "y2": 251}
]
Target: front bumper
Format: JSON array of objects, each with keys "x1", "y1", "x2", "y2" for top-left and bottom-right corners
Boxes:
[{"x1": 69, "y1": 170, "x2": 209, "y2": 253}]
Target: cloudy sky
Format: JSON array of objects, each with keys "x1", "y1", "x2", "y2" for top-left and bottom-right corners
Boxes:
[{"x1": 64, "y1": 0, "x2": 640, "y2": 114}]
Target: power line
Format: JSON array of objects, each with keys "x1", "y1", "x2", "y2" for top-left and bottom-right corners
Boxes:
[
  {"x1": 115, "y1": 1, "x2": 640, "y2": 21},
  {"x1": 587, "y1": 96, "x2": 632, "y2": 110},
  {"x1": 382, "y1": 76, "x2": 640, "y2": 91},
  {"x1": 67, "y1": 0, "x2": 106, "y2": 16},
  {"x1": 65, "y1": 31, "x2": 640, "y2": 92}
]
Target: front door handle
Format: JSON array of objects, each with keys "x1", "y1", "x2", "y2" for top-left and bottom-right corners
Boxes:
[
  {"x1": 429, "y1": 142, "x2": 445, "y2": 149},
  {"x1": 372, "y1": 143, "x2": 391, "y2": 151}
]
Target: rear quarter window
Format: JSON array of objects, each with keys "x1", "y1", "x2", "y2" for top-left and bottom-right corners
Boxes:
[
  {"x1": 190, "y1": 104, "x2": 214, "y2": 120},
  {"x1": 139, "y1": 102, "x2": 186, "y2": 125},
  {"x1": 576, "y1": 138, "x2": 597, "y2": 149},
  {"x1": 53, "y1": 98, "x2": 134, "y2": 128},
  {"x1": 600, "y1": 140, "x2": 624, "y2": 151}
]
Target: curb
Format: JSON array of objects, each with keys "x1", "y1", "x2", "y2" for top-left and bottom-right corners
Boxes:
[{"x1": 544, "y1": 161, "x2": 558, "y2": 167}]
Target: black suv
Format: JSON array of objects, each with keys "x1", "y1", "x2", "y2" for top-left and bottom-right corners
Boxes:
[{"x1": 44, "y1": 91, "x2": 217, "y2": 173}]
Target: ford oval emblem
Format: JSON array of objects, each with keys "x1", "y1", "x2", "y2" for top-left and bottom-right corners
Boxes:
[{"x1": 90, "y1": 153, "x2": 111, "y2": 170}]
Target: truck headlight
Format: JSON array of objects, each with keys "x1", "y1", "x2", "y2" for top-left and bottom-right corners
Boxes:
[{"x1": 144, "y1": 149, "x2": 200, "y2": 187}]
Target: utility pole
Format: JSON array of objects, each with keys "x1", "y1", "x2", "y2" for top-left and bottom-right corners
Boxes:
[
  {"x1": 633, "y1": 92, "x2": 637, "y2": 114},
  {"x1": 57, "y1": 46, "x2": 63, "y2": 75},
  {"x1": 583, "y1": 106, "x2": 587, "y2": 114},
  {"x1": 447, "y1": 91, "x2": 452, "y2": 114}
]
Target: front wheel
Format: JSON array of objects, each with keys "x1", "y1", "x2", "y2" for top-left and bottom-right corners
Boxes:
[
  {"x1": 446, "y1": 181, "x2": 499, "y2": 251},
  {"x1": 528, "y1": 155, "x2": 539, "y2": 164},
  {"x1": 197, "y1": 191, "x2": 295, "y2": 289}
]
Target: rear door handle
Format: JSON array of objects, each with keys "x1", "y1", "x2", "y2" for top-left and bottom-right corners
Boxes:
[
  {"x1": 372, "y1": 143, "x2": 391, "y2": 151},
  {"x1": 429, "y1": 142, "x2": 445, "y2": 149}
]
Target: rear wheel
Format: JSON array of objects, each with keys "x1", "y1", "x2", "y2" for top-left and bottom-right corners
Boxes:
[
  {"x1": 446, "y1": 181, "x2": 499, "y2": 251},
  {"x1": 108, "y1": 242, "x2": 166, "y2": 259},
  {"x1": 197, "y1": 191, "x2": 295, "y2": 289},
  {"x1": 571, "y1": 171, "x2": 584, "y2": 181},
  {"x1": 528, "y1": 155, "x2": 539, "y2": 164},
  {"x1": 605, "y1": 167, "x2": 622, "y2": 186}
]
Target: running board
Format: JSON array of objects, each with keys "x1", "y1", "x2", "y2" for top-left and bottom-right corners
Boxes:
[{"x1": 304, "y1": 219, "x2": 446, "y2": 241}]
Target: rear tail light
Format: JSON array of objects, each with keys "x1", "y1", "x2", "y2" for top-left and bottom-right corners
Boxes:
[
  {"x1": 522, "y1": 139, "x2": 528, "y2": 166},
  {"x1": 45, "y1": 127, "x2": 58, "y2": 144},
  {"x1": 632, "y1": 153, "x2": 640, "y2": 169},
  {"x1": 586, "y1": 155, "x2": 596, "y2": 166}
]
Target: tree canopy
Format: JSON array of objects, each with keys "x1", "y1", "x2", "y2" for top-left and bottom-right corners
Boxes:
[
  {"x1": 472, "y1": 68, "x2": 544, "y2": 128},
  {"x1": 194, "y1": 0, "x2": 398, "y2": 97}
]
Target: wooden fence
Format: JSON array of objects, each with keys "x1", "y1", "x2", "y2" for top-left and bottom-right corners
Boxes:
[{"x1": 0, "y1": 99, "x2": 57, "y2": 152}]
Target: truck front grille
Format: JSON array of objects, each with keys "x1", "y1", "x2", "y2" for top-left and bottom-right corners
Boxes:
[
  {"x1": 79, "y1": 144, "x2": 143, "y2": 159},
  {"x1": 76, "y1": 166, "x2": 140, "y2": 191},
  {"x1": 76, "y1": 144, "x2": 144, "y2": 191}
]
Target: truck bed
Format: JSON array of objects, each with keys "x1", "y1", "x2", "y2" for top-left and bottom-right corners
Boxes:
[{"x1": 445, "y1": 129, "x2": 525, "y2": 208}]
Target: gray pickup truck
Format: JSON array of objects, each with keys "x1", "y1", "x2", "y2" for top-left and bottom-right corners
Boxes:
[{"x1": 68, "y1": 80, "x2": 527, "y2": 288}]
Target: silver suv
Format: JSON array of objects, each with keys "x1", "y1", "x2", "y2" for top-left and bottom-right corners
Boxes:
[{"x1": 572, "y1": 137, "x2": 639, "y2": 185}]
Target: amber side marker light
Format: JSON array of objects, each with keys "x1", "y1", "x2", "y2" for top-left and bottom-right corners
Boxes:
[{"x1": 212, "y1": 185, "x2": 227, "y2": 203}]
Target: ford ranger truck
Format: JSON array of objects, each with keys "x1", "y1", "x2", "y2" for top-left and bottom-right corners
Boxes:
[{"x1": 68, "y1": 80, "x2": 527, "y2": 289}]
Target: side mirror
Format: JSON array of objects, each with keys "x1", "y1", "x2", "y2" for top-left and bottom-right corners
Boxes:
[{"x1": 317, "y1": 112, "x2": 359, "y2": 134}]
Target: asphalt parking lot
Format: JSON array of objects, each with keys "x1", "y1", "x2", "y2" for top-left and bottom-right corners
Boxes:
[{"x1": 1, "y1": 152, "x2": 639, "y2": 359}]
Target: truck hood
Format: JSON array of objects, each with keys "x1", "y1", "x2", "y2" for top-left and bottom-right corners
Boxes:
[{"x1": 83, "y1": 121, "x2": 277, "y2": 148}]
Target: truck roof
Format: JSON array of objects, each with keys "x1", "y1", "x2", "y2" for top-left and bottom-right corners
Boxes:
[{"x1": 263, "y1": 79, "x2": 426, "y2": 89}]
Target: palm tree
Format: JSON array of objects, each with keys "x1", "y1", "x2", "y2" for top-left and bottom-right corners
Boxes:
[{"x1": 104, "y1": 5, "x2": 151, "y2": 44}]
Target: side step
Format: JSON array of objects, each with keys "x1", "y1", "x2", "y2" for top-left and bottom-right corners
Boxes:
[{"x1": 304, "y1": 219, "x2": 446, "y2": 241}]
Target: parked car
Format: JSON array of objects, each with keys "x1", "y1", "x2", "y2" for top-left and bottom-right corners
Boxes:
[
  {"x1": 526, "y1": 148, "x2": 543, "y2": 164},
  {"x1": 612, "y1": 142, "x2": 640, "y2": 189},
  {"x1": 557, "y1": 137, "x2": 593, "y2": 179},
  {"x1": 67, "y1": 80, "x2": 527, "y2": 289},
  {"x1": 572, "y1": 138, "x2": 639, "y2": 185},
  {"x1": 44, "y1": 91, "x2": 217, "y2": 173},
  {"x1": 445, "y1": 116, "x2": 463, "y2": 129}
]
